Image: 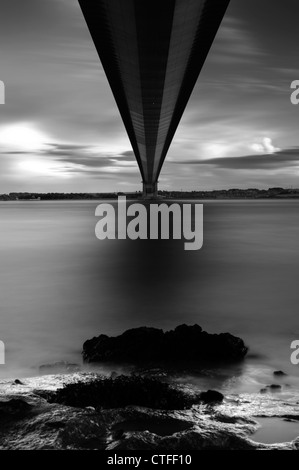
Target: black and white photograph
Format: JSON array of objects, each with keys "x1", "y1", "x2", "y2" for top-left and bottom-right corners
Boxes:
[{"x1": 1, "y1": 0, "x2": 299, "y2": 456}]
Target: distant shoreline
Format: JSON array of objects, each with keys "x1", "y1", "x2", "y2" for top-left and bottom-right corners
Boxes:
[{"x1": 1, "y1": 187, "x2": 299, "y2": 201}]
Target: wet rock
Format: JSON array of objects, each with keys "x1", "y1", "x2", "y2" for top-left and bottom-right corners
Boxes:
[
  {"x1": 45, "y1": 420, "x2": 66, "y2": 430},
  {"x1": 83, "y1": 324, "x2": 248, "y2": 364},
  {"x1": 111, "y1": 415, "x2": 193, "y2": 437},
  {"x1": 0, "y1": 398, "x2": 33, "y2": 416},
  {"x1": 274, "y1": 370, "x2": 287, "y2": 377},
  {"x1": 199, "y1": 390, "x2": 224, "y2": 403},
  {"x1": 267, "y1": 384, "x2": 282, "y2": 391},
  {"x1": 13, "y1": 379, "x2": 24, "y2": 385},
  {"x1": 111, "y1": 428, "x2": 125, "y2": 440},
  {"x1": 58, "y1": 414, "x2": 107, "y2": 449},
  {"x1": 260, "y1": 384, "x2": 282, "y2": 394},
  {"x1": 49, "y1": 375, "x2": 200, "y2": 410}
]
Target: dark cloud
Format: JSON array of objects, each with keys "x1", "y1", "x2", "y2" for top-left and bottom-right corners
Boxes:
[
  {"x1": 44, "y1": 144, "x2": 138, "y2": 170},
  {"x1": 171, "y1": 148, "x2": 299, "y2": 170},
  {"x1": 117, "y1": 151, "x2": 135, "y2": 161}
]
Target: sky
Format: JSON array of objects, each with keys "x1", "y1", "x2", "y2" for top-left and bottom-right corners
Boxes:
[{"x1": 0, "y1": 0, "x2": 298, "y2": 192}]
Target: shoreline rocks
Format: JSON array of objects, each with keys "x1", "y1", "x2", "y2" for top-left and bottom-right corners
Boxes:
[
  {"x1": 83, "y1": 324, "x2": 248, "y2": 365},
  {"x1": 0, "y1": 324, "x2": 298, "y2": 450},
  {"x1": 1, "y1": 372, "x2": 299, "y2": 450}
]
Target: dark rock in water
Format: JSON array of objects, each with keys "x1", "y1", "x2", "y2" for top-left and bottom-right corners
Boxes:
[
  {"x1": 39, "y1": 361, "x2": 81, "y2": 375},
  {"x1": 260, "y1": 384, "x2": 282, "y2": 394},
  {"x1": 50, "y1": 375, "x2": 200, "y2": 410},
  {"x1": 274, "y1": 370, "x2": 287, "y2": 377},
  {"x1": 199, "y1": 390, "x2": 224, "y2": 403},
  {"x1": 265, "y1": 384, "x2": 282, "y2": 392},
  {"x1": 83, "y1": 324, "x2": 247, "y2": 364},
  {"x1": 13, "y1": 379, "x2": 24, "y2": 385}
]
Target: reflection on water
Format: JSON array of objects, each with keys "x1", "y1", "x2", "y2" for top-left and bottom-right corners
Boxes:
[{"x1": 0, "y1": 200, "x2": 299, "y2": 391}]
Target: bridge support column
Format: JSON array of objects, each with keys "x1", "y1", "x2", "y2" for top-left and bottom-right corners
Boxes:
[{"x1": 142, "y1": 181, "x2": 158, "y2": 199}]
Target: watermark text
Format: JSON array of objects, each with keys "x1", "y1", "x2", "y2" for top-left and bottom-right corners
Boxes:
[
  {"x1": 290, "y1": 80, "x2": 299, "y2": 105},
  {"x1": 95, "y1": 197, "x2": 203, "y2": 251},
  {"x1": 0, "y1": 81, "x2": 5, "y2": 104},
  {"x1": 0, "y1": 340, "x2": 5, "y2": 365}
]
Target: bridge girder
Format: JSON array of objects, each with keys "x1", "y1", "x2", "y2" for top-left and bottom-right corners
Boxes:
[{"x1": 78, "y1": 0, "x2": 230, "y2": 195}]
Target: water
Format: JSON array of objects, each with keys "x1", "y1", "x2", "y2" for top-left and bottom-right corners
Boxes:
[
  {"x1": 0, "y1": 199, "x2": 299, "y2": 393},
  {"x1": 252, "y1": 418, "x2": 299, "y2": 444}
]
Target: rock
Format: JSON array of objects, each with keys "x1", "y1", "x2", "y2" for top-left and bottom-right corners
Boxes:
[
  {"x1": 111, "y1": 429, "x2": 125, "y2": 440},
  {"x1": 83, "y1": 324, "x2": 248, "y2": 365},
  {"x1": 0, "y1": 398, "x2": 33, "y2": 416},
  {"x1": 13, "y1": 379, "x2": 24, "y2": 385},
  {"x1": 57, "y1": 414, "x2": 107, "y2": 449},
  {"x1": 274, "y1": 370, "x2": 287, "y2": 376},
  {"x1": 268, "y1": 384, "x2": 282, "y2": 390},
  {"x1": 85, "y1": 406, "x2": 96, "y2": 411},
  {"x1": 260, "y1": 384, "x2": 282, "y2": 394},
  {"x1": 199, "y1": 390, "x2": 224, "y2": 403},
  {"x1": 50, "y1": 375, "x2": 200, "y2": 410}
]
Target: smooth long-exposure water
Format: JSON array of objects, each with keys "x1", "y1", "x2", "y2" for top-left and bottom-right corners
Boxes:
[{"x1": 0, "y1": 199, "x2": 299, "y2": 393}]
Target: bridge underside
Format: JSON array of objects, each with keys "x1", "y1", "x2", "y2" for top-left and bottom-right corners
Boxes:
[{"x1": 78, "y1": 0, "x2": 230, "y2": 196}]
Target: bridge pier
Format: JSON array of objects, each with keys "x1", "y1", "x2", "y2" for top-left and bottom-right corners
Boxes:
[{"x1": 142, "y1": 181, "x2": 158, "y2": 199}]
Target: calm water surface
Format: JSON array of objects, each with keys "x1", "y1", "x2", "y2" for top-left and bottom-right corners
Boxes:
[{"x1": 0, "y1": 200, "x2": 299, "y2": 393}]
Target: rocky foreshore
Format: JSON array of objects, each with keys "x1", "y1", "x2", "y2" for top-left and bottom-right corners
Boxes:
[
  {"x1": 1, "y1": 372, "x2": 299, "y2": 450},
  {"x1": 0, "y1": 325, "x2": 298, "y2": 450}
]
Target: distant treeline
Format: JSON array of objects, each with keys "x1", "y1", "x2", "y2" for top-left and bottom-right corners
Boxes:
[
  {"x1": 0, "y1": 192, "x2": 130, "y2": 201},
  {"x1": 1, "y1": 187, "x2": 299, "y2": 200}
]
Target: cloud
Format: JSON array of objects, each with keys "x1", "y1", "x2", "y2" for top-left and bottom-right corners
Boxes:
[
  {"x1": 3, "y1": 142, "x2": 139, "y2": 179},
  {"x1": 209, "y1": 16, "x2": 265, "y2": 66},
  {"x1": 170, "y1": 147, "x2": 299, "y2": 170},
  {"x1": 251, "y1": 137, "x2": 281, "y2": 154}
]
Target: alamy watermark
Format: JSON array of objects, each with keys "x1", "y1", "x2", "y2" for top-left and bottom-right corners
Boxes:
[
  {"x1": 290, "y1": 340, "x2": 299, "y2": 365},
  {"x1": 290, "y1": 80, "x2": 299, "y2": 105},
  {"x1": 0, "y1": 80, "x2": 5, "y2": 104},
  {"x1": 95, "y1": 196, "x2": 203, "y2": 251},
  {"x1": 0, "y1": 341, "x2": 5, "y2": 365}
]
